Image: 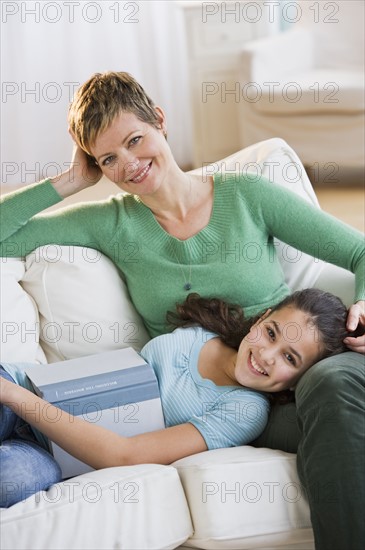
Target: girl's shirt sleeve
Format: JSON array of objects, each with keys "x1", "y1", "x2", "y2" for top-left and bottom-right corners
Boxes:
[{"x1": 189, "y1": 388, "x2": 270, "y2": 450}]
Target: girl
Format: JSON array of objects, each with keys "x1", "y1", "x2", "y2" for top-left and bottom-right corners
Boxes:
[{"x1": 0, "y1": 288, "x2": 350, "y2": 507}]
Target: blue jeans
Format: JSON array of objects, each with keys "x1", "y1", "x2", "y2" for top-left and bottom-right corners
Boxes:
[{"x1": 0, "y1": 368, "x2": 62, "y2": 508}]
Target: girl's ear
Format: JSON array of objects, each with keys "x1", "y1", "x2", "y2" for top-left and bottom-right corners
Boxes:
[
  {"x1": 246, "y1": 309, "x2": 272, "y2": 343},
  {"x1": 251, "y1": 308, "x2": 272, "y2": 329}
]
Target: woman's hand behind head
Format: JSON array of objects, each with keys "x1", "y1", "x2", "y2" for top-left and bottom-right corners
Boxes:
[{"x1": 50, "y1": 143, "x2": 103, "y2": 198}]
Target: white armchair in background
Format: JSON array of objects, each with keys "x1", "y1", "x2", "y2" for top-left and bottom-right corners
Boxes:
[{"x1": 238, "y1": 0, "x2": 365, "y2": 176}]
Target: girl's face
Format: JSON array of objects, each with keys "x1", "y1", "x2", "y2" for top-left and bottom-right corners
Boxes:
[
  {"x1": 90, "y1": 108, "x2": 172, "y2": 195},
  {"x1": 234, "y1": 306, "x2": 323, "y2": 392}
]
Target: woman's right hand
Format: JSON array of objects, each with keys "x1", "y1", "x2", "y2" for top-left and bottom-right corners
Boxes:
[
  {"x1": 50, "y1": 144, "x2": 103, "y2": 199},
  {"x1": 70, "y1": 143, "x2": 103, "y2": 187}
]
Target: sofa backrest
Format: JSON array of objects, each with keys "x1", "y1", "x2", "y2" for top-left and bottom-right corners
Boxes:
[{"x1": 295, "y1": 0, "x2": 364, "y2": 70}]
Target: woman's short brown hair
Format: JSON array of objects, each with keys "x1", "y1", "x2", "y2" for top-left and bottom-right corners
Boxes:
[{"x1": 68, "y1": 71, "x2": 160, "y2": 154}]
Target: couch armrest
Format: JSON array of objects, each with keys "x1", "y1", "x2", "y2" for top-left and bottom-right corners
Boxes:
[{"x1": 241, "y1": 28, "x2": 314, "y2": 82}]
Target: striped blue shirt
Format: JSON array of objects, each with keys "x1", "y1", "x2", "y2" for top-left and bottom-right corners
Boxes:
[{"x1": 140, "y1": 326, "x2": 270, "y2": 450}]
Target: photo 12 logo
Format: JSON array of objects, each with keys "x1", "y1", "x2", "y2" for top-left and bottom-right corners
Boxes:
[
  {"x1": 201, "y1": 480, "x2": 305, "y2": 504},
  {"x1": 201, "y1": 81, "x2": 340, "y2": 105},
  {"x1": 1, "y1": 81, "x2": 80, "y2": 104},
  {"x1": 201, "y1": 2, "x2": 340, "y2": 24},
  {"x1": 1, "y1": 1, "x2": 140, "y2": 24}
]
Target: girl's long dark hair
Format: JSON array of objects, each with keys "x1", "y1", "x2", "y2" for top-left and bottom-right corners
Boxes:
[
  {"x1": 167, "y1": 289, "x2": 349, "y2": 358},
  {"x1": 167, "y1": 289, "x2": 351, "y2": 403},
  {"x1": 167, "y1": 294, "x2": 255, "y2": 350}
]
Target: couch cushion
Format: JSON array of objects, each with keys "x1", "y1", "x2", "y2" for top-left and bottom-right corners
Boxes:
[
  {"x1": 0, "y1": 464, "x2": 192, "y2": 550},
  {"x1": 253, "y1": 70, "x2": 364, "y2": 115},
  {"x1": 21, "y1": 246, "x2": 150, "y2": 363},
  {"x1": 173, "y1": 446, "x2": 314, "y2": 549},
  {"x1": 0, "y1": 258, "x2": 47, "y2": 364}
]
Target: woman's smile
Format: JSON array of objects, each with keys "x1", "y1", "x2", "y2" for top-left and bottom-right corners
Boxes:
[{"x1": 128, "y1": 161, "x2": 153, "y2": 184}]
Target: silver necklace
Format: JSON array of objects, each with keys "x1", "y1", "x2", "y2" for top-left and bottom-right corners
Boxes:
[{"x1": 170, "y1": 241, "x2": 193, "y2": 291}]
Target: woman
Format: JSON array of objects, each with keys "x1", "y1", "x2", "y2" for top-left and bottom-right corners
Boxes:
[
  {"x1": 0, "y1": 72, "x2": 364, "y2": 548},
  {"x1": 0, "y1": 289, "x2": 351, "y2": 508}
]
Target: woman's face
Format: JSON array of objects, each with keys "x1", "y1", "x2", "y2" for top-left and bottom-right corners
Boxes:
[
  {"x1": 234, "y1": 306, "x2": 323, "y2": 392},
  {"x1": 89, "y1": 108, "x2": 171, "y2": 195}
]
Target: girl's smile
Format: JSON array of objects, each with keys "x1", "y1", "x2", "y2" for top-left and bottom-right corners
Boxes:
[{"x1": 248, "y1": 353, "x2": 269, "y2": 376}]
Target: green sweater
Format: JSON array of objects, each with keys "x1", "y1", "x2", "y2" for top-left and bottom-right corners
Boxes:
[{"x1": 1, "y1": 174, "x2": 364, "y2": 337}]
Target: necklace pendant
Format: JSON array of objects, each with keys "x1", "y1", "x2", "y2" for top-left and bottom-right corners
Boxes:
[{"x1": 184, "y1": 283, "x2": 192, "y2": 291}]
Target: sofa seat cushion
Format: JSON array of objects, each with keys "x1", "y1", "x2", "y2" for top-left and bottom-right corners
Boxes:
[
  {"x1": 253, "y1": 69, "x2": 364, "y2": 115},
  {"x1": 173, "y1": 446, "x2": 314, "y2": 549},
  {"x1": 0, "y1": 464, "x2": 192, "y2": 550}
]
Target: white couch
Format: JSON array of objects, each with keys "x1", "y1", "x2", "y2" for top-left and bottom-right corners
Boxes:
[
  {"x1": 238, "y1": 0, "x2": 365, "y2": 174},
  {"x1": 0, "y1": 138, "x2": 355, "y2": 550}
]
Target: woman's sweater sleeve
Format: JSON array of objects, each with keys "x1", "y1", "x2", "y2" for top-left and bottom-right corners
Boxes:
[
  {"x1": 243, "y1": 176, "x2": 365, "y2": 302},
  {"x1": 0, "y1": 180, "x2": 118, "y2": 257}
]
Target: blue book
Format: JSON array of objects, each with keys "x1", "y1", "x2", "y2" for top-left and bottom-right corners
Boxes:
[{"x1": 26, "y1": 348, "x2": 165, "y2": 478}]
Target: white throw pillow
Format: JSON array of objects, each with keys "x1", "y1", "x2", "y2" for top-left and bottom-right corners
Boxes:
[
  {"x1": 0, "y1": 258, "x2": 47, "y2": 363},
  {"x1": 22, "y1": 246, "x2": 150, "y2": 363}
]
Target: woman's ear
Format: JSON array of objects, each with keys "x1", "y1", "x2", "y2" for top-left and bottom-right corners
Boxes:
[{"x1": 155, "y1": 106, "x2": 166, "y2": 129}]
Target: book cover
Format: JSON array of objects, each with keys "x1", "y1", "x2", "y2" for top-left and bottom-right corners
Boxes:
[{"x1": 25, "y1": 348, "x2": 165, "y2": 478}]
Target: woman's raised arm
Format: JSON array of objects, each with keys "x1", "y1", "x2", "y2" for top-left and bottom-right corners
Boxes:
[{"x1": 0, "y1": 145, "x2": 118, "y2": 258}]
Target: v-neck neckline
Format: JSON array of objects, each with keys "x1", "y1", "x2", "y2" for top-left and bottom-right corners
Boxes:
[{"x1": 135, "y1": 173, "x2": 219, "y2": 245}]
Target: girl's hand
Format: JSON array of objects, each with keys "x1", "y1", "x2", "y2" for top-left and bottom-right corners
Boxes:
[{"x1": 344, "y1": 300, "x2": 365, "y2": 354}]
